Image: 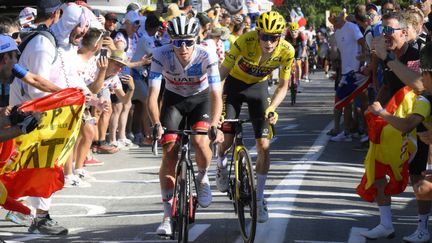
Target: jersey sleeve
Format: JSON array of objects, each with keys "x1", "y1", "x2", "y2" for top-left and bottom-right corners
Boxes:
[
  {"x1": 148, "y1": 49, "x2": 164, "y2": 88},
  {"x1": 279, "y1": 43, "x2": 295, "y2": 80},
  {"x1": 222, "y1": 36, "x2": 242, "y2": 69},
  {"x1": 412, "y1": 95, "x2": 431, "y2": 119},
  {"x1": 351, "y1": 23, "x2": 364, "y2": 41},
  {"x1": 206, "y1": 51, "x2": 222, "y2": 91}
]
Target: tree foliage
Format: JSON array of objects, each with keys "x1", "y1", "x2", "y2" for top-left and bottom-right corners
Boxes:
[{"x1": 272, "y1": 0, "x2": 406, "y2": 27}]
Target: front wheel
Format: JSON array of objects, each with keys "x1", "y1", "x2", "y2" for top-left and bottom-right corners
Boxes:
[
  {"x1": 234, "y1": 147, "x2": 257, "y2": 243},
  {"x1": 177, "y1": 161, "x2": 189, "y2": 243}
]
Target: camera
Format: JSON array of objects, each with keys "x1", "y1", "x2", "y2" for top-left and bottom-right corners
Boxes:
[{"x1": 100, "y1": 48, "x2": 108, "y2": 60}]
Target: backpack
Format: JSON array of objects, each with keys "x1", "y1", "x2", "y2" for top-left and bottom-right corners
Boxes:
[
  {"x1": 110, "y1": 29, "x2": 129, "y2": 52},
  {"x1": 18, "y1": 29, "x2": 58, "y2": 64}
]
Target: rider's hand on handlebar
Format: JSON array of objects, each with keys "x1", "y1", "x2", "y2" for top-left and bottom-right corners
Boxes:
[
  {"x1": 208, "y1": 125, "x2": 224, "y2": 144},
  {"x1": 152, "y1": 123, "x2": 164, "y2": 140},
  {"x1": 265, "y1": 106, "x2": 278, "y2": 125}
]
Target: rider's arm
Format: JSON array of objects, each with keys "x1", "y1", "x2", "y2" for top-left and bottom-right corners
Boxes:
[
  {"x1": 147, "y1": 58, "x2": 164, "y2": 125},
  {"x1": 207, "y1": 57, "x2": 223, "y2": 126},
  {"x1": 270, "y1": 49, "x2": 295, "y2": 108}
]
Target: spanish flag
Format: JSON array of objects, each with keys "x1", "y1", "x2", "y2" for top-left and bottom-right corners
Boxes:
[
  {"x1": 357, "y1": 86, "x2": 418, "y2": 202},
  {"x1": 0, "y1": 88, "x2": 85, "y2": 214}
]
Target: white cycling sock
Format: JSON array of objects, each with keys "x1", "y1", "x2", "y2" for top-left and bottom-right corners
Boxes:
[
  {"x1": 161, "y1": 189, "x2": 173, "y2": 218},
  {"x1": 217, "y1": 155, "x2": 227, "y2": 168},
  {"x1": 418, "y1": 213, "x2": 429, "y2": 232},
  {"x1": 197, "y1": 169, "x2": 209, "y2": 184},
  {"x1": 256, "y1": 173, "x2": 267, "y2": 201},
  {"x1": 378, "y1": 205, "x2": 393, "y2": 229}
]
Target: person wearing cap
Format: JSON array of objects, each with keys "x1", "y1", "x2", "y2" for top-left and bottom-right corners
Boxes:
[
  {"x1": 34, "y1": 0, "x2": 62, "y2": 29},
  {"x1": 0, "y1": 35, "x2": 61, "y2": 108},
  {"x1": 196, "y1": 12, "x2": 212, "y2": 43},
  {"x1": 104, "y1": 13, "x2": 118, "y2": 33},
  {"x1": 201, "y1": 27, "x2": 227, "y2": 65},
  {"x1": 109, "y1": 10, "x2": 141, "y2": 150},
  {"x1": 127, "y1": 2, "x2": 141, "y2": 13}
]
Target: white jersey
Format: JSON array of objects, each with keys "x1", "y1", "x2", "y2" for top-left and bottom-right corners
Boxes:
[{"x1": 149, "y1": 44, "x2": 221, "y2": 97}]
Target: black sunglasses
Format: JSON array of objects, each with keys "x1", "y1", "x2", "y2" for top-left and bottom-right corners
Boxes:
[
  {"x1": 382, "y1": 25, "x2": 403, "y2": 35},
  {"x1": 10, "y1": 32, "x2": 20, "y2": 40},
  {"x1": 259, "y1": 33, "x2": 280, "y2": 42}
]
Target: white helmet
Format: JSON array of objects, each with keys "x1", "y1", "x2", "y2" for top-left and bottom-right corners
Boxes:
[{"x1": 167, "y1": 15, "x2": 200, "y2": 39}]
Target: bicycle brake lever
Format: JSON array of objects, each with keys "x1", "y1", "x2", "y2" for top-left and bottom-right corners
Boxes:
[{"x1": 152, "y1": 124, "x2": 160, "y2": 156}]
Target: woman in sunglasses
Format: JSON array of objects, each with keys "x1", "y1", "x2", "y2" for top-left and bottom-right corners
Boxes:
[
  {"x1": 216, "y1": 11, "x2": 295, "y2": 223},
  {"x1": 147, "y1": 14, "x2": 224, "y2": 237}
]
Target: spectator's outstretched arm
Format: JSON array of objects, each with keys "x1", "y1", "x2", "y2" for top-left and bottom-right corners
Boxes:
[
  {"x1": 372, "y1": 36, "x2": 423, "y2": 93},
  {"x1": 12, "y1": 64, "x2": 61, "y2": 93}
]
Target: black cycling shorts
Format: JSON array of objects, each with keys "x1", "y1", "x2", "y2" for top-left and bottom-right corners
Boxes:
[
  {"x1": 409, "y1": 136, "x2": 429, "y2": 175},
  {"x1": 223, "y1": 75, "x2": 270, "y2": 139},
  {"x1": 160, "y1": 89, "x2": 211, "y2": 145}
]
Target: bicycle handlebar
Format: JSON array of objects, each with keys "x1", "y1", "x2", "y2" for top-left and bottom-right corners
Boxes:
[{"x1": 151, "y1": 128, "x2": 209, "y2": 156}]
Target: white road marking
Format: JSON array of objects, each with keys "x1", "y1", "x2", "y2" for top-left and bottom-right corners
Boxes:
[
  {"x1": 53, "y1": 192, "x2": 226, "y2": 200},
  {"x1": 295, "y1": 241, "x2": 345, "y2": 243},
  {"x1": 93, "y1": 179, "x2": 159, "y2": 184},
  {"x1": 321, "y1": 209, "x2": 370, "y2": 217},
  {"x1": 347, "y1": 227, "x2": 367, "y2": 243},
  {"x1": 248, "y1": 121, "x2": 334, "y2": 243},
  {"x1": 101, "y1": 240, "x2": 176, "y2": 243},
  {"x1": 50, "y1": 203, "x2": 106, "y2": 218},
  {"x1": 188, "y1": 224, "x2": 210, "y2": 241},
  {"x1": 283, "y1": 124, "x2": 300, "y2": 130},
  {"x1": 91, "y1": 166, "x2": 160, "y2": 175},
  {"x1": 7, "y1": 228, "x2": 82, "y2": 242}
]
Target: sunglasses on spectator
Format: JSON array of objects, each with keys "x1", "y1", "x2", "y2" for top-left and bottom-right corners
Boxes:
[
  {"x1": 383, "y1": 8, "x2": 395, "y2": 14},
  {"x1": 367, "y1": 13, "x2": 378, "y2": 19},
  {"x1": 172, "y1": 39, "x2": 195, "y2": 49},
  {"x1": 10, "y1": 32, "x2": 20, "y2": 40},
  {"x1": 382, "y1": 25, "x2": 403, "y2": 35},
  {"x1": 259, "y1": 33, "x2": 281, "y2": 42}
]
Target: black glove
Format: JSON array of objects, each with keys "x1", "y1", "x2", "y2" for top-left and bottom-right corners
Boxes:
[
  {"x1": 9, "y1": 105, "x2": 27, "y2": 126},
  {"x1": 17, "y1": 115, "x2": 40, "y2": 134}
]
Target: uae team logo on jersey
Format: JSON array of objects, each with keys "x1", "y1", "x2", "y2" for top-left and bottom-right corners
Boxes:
[{"x1": 334, "y1": 71, "x2": 370, "y2": 110}]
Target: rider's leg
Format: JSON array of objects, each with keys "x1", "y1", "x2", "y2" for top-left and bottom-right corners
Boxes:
[
  {"x1": 160, "y1": 142, "x2": 179, "y2": 218},
  {"x1": 191, "y1": 134, "x2": 212, "y2": 180},
  {"x1": 218, "y1": 133, "x2": 234, "y2": 167},
  {"x1": 255, "y1": 138, "x2": 270, "y2": 201},
  {"x1": 295, "y1": 59, "x2": 302, "y2": 84}
]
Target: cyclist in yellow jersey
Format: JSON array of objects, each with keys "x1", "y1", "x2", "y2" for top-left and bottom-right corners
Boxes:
[{"x1": 216, "y1": 11, "x2": 295, "y2": 223}]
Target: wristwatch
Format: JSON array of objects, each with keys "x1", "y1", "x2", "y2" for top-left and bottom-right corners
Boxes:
[{"x1": 384, "y1": 52, "x2": 396, "y2": 65}]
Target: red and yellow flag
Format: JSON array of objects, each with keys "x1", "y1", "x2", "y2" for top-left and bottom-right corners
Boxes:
[
  {"x1": 0, "y1": 88, "x2": 85, "y2": 213},
  {"x1": 357, "y1": 86, "x2": 417, "y2": 202}
]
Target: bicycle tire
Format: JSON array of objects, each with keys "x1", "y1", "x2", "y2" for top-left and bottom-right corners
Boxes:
[
  {"x1": 290, "y1": 87, "x2": 296, "y2": 106},
  {"x1": 234, "y1": 147, "x2": 257, "y2": 243},
  {"x1": 177, "y1": 161, "x2": 189, "y2": 243}
]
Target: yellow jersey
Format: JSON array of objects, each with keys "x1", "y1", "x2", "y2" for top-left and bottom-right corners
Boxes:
[{"x1": 222, "y1": 30, "x2": 295, "y2": 84}]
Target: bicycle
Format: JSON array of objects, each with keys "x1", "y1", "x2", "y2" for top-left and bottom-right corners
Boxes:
[
  {"x1": 220, "y1": 116, "x2": 275, "y2": 243},
  {"x1": 152, "y1": 125, "x2": 212, "y2": 243},
  {"x1": 289, "y1": 63, "x2": 297, "y2": 106}
]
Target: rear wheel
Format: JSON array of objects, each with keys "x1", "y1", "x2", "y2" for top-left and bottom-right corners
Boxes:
[
  {"x1": 177, "y1": 161, "x2": 189, "y2": 243},
  {"x1": 290, "y1": 83, "x2": 297, "y2": 106},
  {"x1": 235, "y1": 148, "x2": 257, "y2": 243}
]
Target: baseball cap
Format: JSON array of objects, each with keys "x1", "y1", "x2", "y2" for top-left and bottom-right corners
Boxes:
[
  {"x1": 36, "y1": 0, "x2": 62, "y2": 14},
  {"x1": 124, "y1": 10, "x2": 140, "y2": 24},
  {"x1": 19, "y1": 7, "x2": 37, "y2": 27},
  {"x1": 105, "y1": 13, "x2": 118, "y2": 22},
  {"x1": 366, "y1": 4, "x2": 381, "y2": 14},
  {"x1": 0, "y1": 35, "x2": 20, "y2": 54}
]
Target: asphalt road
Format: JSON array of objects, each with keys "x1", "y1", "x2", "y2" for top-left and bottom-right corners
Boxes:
[{"x1": 0, "y1": 71, "x2": 421, "y2": 243}]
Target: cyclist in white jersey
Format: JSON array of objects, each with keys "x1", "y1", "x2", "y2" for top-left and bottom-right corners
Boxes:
[{"x1": 147, "y1": 14, "x2": 224, "y2": 236}]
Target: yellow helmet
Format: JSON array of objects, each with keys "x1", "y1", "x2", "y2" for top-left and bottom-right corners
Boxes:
[
  {"x1": 288, "y1": 22, "x2": 299, "y2": 31},
  {"x1": 256, "y1": 11, "x2": 286, "y2": 34}
]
